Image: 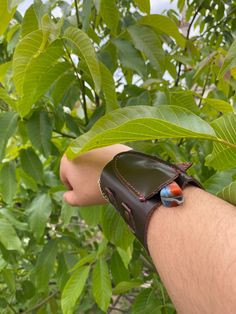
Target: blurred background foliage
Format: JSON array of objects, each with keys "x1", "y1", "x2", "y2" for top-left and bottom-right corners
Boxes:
[{"x1": 0, "y1": 0, "x2": 236, "y2": 312}]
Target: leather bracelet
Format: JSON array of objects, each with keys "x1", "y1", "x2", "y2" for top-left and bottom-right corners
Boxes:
[{"x1": 99, "y1": 150, "x2": 203, "y2": 250}]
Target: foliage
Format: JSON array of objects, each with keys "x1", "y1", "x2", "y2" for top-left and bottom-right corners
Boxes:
[{"x1": 0, "y1": 0, "x2": 236, "y2": 312}]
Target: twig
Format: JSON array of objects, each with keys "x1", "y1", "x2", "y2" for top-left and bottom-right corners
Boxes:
[
  {"x1": 63, "y1": 42, "x2": 89, "y2": 124},
  {"x1": 53, "y1": 129, "x2": 76, "y2": 139},
  {"x1": 175, "y1": 5, "x2": 202, "y2": 86},
  {"x1": 198, "y1": 63, "x2": 211, "y2": 108},
  {"x1": 22, "y1": 291, "x2": 58, "y2": 314},
  {"x1": 108, "y1": 295, "x2": 122, "y2": 314},
  {"x1": 74, "y1": 0, "x2": 80, "y2": 28}
]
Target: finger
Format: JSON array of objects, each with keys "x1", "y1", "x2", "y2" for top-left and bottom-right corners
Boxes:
[
  {"x1": 60, "y1": 156, "x2": 73, "y2": 190},
  {"x1": 63, "y1": 191, "x2": 80, "y2": 206}
]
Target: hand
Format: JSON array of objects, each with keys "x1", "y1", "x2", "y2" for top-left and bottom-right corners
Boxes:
[{"x1": 60, "y1": 144, "x2": 132, "y2": 206}]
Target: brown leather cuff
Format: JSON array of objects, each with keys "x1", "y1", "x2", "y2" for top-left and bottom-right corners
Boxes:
[{"x1": 99, "y1": 151, "x2": 203, "y2": 250}]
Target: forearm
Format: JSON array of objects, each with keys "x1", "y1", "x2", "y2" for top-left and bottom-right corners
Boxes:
[{"x1": 147, "y1": 186, "x2": 236, "y2": 314}]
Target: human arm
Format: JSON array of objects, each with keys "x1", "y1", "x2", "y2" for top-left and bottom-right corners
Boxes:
[{"x1": 60, "y1": 145, "x2": 236, "y2": 314}]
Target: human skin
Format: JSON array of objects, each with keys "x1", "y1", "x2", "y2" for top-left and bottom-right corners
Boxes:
[{"x1": 60, "y1": 144, "x2": 236, "y2": 314}]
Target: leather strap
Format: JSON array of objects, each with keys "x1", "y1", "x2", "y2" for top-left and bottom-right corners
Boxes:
[{"x1": 99, "y1": 151, "x2": 203, "y2": 249}]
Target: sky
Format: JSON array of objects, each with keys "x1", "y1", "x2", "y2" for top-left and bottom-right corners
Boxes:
[{"x1": 18, "y1": 0, "x2": 178, "y2": 15}]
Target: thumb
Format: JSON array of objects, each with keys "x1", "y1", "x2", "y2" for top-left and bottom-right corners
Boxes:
[{"x1": 63, "y1": 191, "x2": 80, "y2": 206}]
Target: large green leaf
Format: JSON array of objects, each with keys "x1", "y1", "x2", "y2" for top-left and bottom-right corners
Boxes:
[
  {"x1": 128, "y1": 24, "x2": 164, "y2": 72},
  {"x1": 139, "y1": 14, "x2": 185, "y2": 48},
  {"x1": 113, "y1": 38, "x2": 147, "y2": 77},
  {"x1": 63, "y1": 26, "x2": 101, "y2": 93},
  {"x1": 20, "y1": 148, "x2": 43, "y2": 182},
  {"x1": 100, "y1": 62, "x2": 119, "y2": 112},
  {"x1": 66, "y1": 105, "x2": 216, "y2": 158},
  {"x1": 0, "y1": 162, "x2": 16, "y2": 204},
  {"x1": 17, "y1": 40, "x2": 70, "y2": 117},
  {"x1": 92, "y1": 259, "x2": 112, "y2": 312},
  {"x1": 134, "y1": 0, "x2": 150, "y2": 13},
  {"x1": 27, "y1": 194, "x2": 52, "y2": 240},
  {"x1": 34, "y1": 240, "x2": 57, "y2": 292},
  {"x1": 0, "y1": 112, "x2": 18, "y2": 161},
  {"x1": 61, "y1": 266, "x2": 90, "y2": 314},
  {"x1": 0, "y1": 0, "x2": 16, "y2": 35},
  {"x1": 100, "y1": 0, "x2": 120, "y2": 34},
  {"x1": 217, "y1": 181, "x2": 236, "y2": 206},
  {"x1": 206, "y1": 113, "x2": 236, "y2": 170},
  {"x1": 13, "y1": 30, "x2": 44, "y2": 95},
  {"x1": 0, "y1": 215, "x2": 23, "y2": 252},
  {"x1": 26, "y1": 111, "x2": 53, "y2": 156}
]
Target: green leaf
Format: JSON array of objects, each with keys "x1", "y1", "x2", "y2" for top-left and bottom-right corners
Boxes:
[
  {"x1": 139, "y1": 14, "x2": 186, "y2": 48},
  {"x1": 21, "y1": 5, "x2": 39, "y2": 37},
  {"x1": 61, "y1": 266, "x2": 90, "y2": 314},
  {"x1": 0, "y1": 61, "x2": 12, "y2": 85},
  {"x1": 20, "y1": 148, "x2": 43, "y2": 183},
  {"x1": 113, "y1": 280, "x2": 142, "y2": 294},
  {"x1": 101, "y1": 206, "x2": 134, "y2": 250},
  {"x1": 2, "y1": 269, "x2": 15, "y2": 293},
  {"x1": 34, "y1": 240, "x2": 57, "y2": 292},
  {"x1": 0, "y1": 112, "x2": 18, "y2": 161},
  {"x1": 17, "y1": 40, "x2": 70, "y2": 117},
  {"x1": 27, "y1": 194, "x2": 52, "y2": 240},
  {"x1": 26, "y1": 111, "x2": 53, "y2": 156},
  {"x1": 0, "y1": 215, "x2": 23, "y2": 252},
  {"x1": 134, "y1": 0, "x2": 150, "y2": 13},
  {"x1": 0, "y1": 208, "x2": 28, "y2": 231},
  {"x1": 217, "y1": 181, "x2": 236, "y2": 206},
  {"x1": 0, "y1": 162, "x2": 16, "y2": 204},
  {"x1": 218, "y1": 39, "x2": 236, "y2": 79},
  {"x1": 63, "y1": 26, "x2": 101, "y2": 93},
  {"x1": 66, "y1": 105, "x2": 216, "y2": 158},
  {"x1": 132, "y1": 288, "x2": 162, "y2": 314},
  {"x1": 0, "y1": 87, "x2": 17, "y2": 110},
  {"x1": 100, "y1": 62, "x2": 119, "y2": 112},
  {"x1": 51, "y1": 71, "x2": 75, "y2": 105},
  {"x1": 0, "y1": 0, "x2": 16, "y2": 35},
  {"x1": 202, "y1": 98, "x2": 233, "y2": 113},
  {"x1": 203, "y1": 169, "x2": 236, "y2": 195},
  {"x1": 169, "y1": 91, "x2": 199, "y2": 113},
  {"x1": 60, "y1": 202, "x2": 78, "y2": 226},
  {"x1": 79, "y1": 205, "x2": 104, "y2": 226},
  {"x1": 69, "y1": 253, "x2": 96, "y2": 273},
  {"x1": 92, "y1": 259, "x2": 112, "y2": 312},
  {"x1": 113, "y1": 38, "x2": 147, "y2": 77},
  {"x1": 13, "y1": 30, "x2": 44, "y2": 95},
  {"x1": 110, "y1": 251, "x2": 130, "y2": 285},
  {"x1": 100, "y1": 0, "x2": 120, "y2": 34},
  {"x1": 128, "y1": 24, "x2": 164, "y2": 72},
  {"x1": 206, "y1": 113, "x2": 236, "y2": 170}
]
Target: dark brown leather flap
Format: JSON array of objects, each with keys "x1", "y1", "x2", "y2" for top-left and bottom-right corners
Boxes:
[{"x1": 113, "y1": 151, "x2": 180, "y2": 200}]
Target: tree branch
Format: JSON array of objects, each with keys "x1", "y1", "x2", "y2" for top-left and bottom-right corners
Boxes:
[
  {"x1": 22, "y1": 290, "x2": 58, "y2": 314},
  {"x1": 175, "y1": 5, "x2": 202, "y2": 87}
]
